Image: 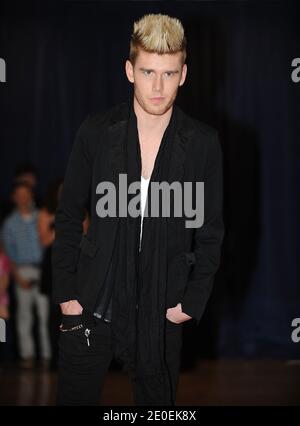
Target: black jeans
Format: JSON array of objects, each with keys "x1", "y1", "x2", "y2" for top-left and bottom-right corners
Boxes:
[{"x1": 56, "y1": 311, "x2": 183, "y2": 406}]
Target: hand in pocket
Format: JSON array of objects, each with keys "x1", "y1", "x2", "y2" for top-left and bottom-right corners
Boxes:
[{"x1": 166, "y1": 302, "x2": 192, "y2": 324}]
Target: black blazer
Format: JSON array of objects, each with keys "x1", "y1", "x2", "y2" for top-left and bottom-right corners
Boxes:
[{"x1": 52, "y1": 101, "x2": 225, "y2": 323}]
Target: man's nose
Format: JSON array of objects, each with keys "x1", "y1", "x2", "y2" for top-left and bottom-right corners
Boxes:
[{"x1": 153, "y1": 75, "x2": 163, "y2": 92}]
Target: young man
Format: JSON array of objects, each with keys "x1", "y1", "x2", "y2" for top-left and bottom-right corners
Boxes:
[
  {"x1": 2, "y1": 181, "x2": 51, "y2": 367},
  {"x1": 52, "y1": 13, "x2": 224, "y2": 405}
]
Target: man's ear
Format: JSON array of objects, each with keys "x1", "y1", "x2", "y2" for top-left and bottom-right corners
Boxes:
[
  {"x1": 179, "y1": 63, "x2": 187, "y2": 87},
  {"x1": 125, "y1": 59, "x2": 134, "y2": 83}
]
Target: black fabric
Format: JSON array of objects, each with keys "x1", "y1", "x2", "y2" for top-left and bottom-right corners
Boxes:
[
  {"x1": 92, "y1": 232, "x2": 119, "y2": 323},
  {"x1": 50, "y1": 94, "x2": 224, "y2": 394},
  {"x1": 57, "y1": 317, "x2": 113, "y2": 406},
  {"x1": 51, "y1": 99, "x2": 223, "y2": 324},
  {"x1": 40, "y1": 246, "x2": 53, "y2": 296},
  {"x1": 110, "y1": 100, "x2": 178, "y2": 405},
  {"x1": 56, "y1": 315, "x2": 183, "y2": 406}
]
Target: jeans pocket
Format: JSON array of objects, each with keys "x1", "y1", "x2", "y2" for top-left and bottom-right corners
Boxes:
[
  {"x1": 60, "y1": 314, "x2": 83, "y2": 331},
  {"x1": 165, "y1": 317, "x2": 183, "y2": 330}
]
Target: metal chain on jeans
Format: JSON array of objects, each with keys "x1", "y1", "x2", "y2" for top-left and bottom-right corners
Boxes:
[
  {"x1": 59, "y1": 323, "x2": 83, "y2": 332},
  {"x1": 59, "y1": 323, "x2": 91, "y2": 346}
]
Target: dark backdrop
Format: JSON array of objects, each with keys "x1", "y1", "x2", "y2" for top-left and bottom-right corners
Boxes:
[{"x1": 1, "y1": 0, "x2": 299, "y2": 359}]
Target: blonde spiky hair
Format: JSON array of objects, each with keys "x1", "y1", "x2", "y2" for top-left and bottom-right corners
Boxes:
[{"x1": 129, "y1": 13, "x2": 187, "y2": 65}]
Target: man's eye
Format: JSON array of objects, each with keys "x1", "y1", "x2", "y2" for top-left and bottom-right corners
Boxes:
[
  {"x1": 144, "y1": 70, "x2": 152, "y2": 76},
  {"x1": 165, "y1": 72, "x2": 174, "y2": 77}
]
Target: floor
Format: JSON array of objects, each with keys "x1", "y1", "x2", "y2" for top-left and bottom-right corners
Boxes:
[{"x1": 1, "y1": 360, "x2": 300, "y2": 405}]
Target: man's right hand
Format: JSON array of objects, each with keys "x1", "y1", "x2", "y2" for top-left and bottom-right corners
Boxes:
[{"x1": 60, "y1": 299, "x2": 83, "y2": 315}]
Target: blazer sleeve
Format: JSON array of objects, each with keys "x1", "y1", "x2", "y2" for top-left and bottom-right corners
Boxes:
[
  {"x1": 181, "y1": 130, "x2": 225, "y2": 324},
  {"x1": 51, "y1": 117, "x2": 95, "y2": 304}
]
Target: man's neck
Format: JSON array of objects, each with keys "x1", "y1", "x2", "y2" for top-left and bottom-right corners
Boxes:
[
  {"x1": 133, "y1": 96, "x2": 173, "y2": 137},
  {"x1": 17, "y1": 206, "x2": 33, "y2": 216}
]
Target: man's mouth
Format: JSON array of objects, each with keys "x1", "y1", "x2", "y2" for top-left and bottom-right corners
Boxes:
[{"x1": 150, "y1": 97, "x2": 165, "y2": 103}]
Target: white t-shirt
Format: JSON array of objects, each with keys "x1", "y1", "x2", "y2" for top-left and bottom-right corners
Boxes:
[{"x1": 139, "y1": 175, "x2": 150, "y2": 251}]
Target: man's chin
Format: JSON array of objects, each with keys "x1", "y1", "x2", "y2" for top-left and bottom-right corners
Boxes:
[{"x1": 144, "y1": 102, "x2": 171, "y2": 116}]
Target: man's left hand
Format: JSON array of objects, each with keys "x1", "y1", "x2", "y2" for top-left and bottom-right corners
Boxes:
[{"x1": 166, "y1": 302, "x2": 192, "y2": 324}]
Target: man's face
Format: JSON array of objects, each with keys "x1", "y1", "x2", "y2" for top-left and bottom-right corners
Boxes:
[
  {"x1": 12, "y1": 186, "x2": 33, "y2": 210},
  {"x1": 125, "y1": 49, "x2": 187, "y2": 116}
]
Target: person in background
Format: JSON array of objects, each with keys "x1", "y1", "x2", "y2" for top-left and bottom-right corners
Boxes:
[
  {"x1": 14, "y1": 162, "x2": 38, "y2": 188},
  {"x1": 2, "y1": 181, "x2": 51, "y2": 368},
  {"x1": 1, "y1": 162, "x2": 41, "y2": 222},
  {"x1": 0, "y1": 237, "x2": 14, "y2": 363},
  {"x1": 0, "y1": 239, "x2": 10, "y2": 320}
]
